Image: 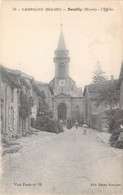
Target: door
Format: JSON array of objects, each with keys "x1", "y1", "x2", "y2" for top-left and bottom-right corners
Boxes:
[{"x1": 58, "y1": 102, "x2": 67, "y2": 121}]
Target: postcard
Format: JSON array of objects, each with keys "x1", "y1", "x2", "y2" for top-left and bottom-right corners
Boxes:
[{"x1": 0, "y1": 0, "x2": 123, "y2": 195}]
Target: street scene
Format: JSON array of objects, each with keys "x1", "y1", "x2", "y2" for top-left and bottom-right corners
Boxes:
[
  {"x1": 0, "y1": 127, "x2": 123, "y2": 195},
  {"x1": 0, "y1": 1, "x2": 123, "y2": 195}
]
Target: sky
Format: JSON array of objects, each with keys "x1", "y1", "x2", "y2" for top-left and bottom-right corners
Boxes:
[{"x1": 0, "y1": 0, "x2": 123, "y2": 88}]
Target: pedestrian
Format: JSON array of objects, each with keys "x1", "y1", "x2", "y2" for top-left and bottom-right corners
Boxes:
[
  {"x1": 75, "y1": 121, "x2": 79, "y2": 130},
  {"x1": 83, "y1": 128, "x2": 87, "y2": 135}
]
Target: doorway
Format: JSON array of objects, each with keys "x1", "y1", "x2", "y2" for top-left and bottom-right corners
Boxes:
[{"x1": 58, "y1": 102, "x2": 67, "y2": 121}]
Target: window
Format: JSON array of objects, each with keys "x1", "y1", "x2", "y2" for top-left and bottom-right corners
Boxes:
[{"x1": 11, "y1": 107, "x2": 14, "y2": 129}]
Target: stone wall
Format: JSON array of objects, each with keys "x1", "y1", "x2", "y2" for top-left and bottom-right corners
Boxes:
[
  {"x1": 53, "y1": 95, "x2": 71, "y2": 120},
  {"x1": 71, "y1": 97, "x2": 84, "y2": 121},
  {"x1": 4, "y1": 85, "x2": 18, "y2": 136}
]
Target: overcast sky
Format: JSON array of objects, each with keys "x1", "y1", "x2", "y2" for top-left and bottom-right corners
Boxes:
[{"x1": 0, "y1": 1, "x2": 123, "y2": 88}]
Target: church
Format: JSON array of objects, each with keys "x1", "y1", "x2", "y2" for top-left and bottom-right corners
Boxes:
[{"x1": 49, "y1": 27, "x2": 84, "y2": 122}]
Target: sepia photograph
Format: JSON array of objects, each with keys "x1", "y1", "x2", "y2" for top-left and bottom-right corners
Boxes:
[{"x1": 0, "y1": 0, "x2": 123, "y2": 194}]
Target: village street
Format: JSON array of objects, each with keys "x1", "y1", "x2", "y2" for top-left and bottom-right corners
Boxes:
[{"x1": 0, "y1": 127, "x2": 123, "y2": 195}]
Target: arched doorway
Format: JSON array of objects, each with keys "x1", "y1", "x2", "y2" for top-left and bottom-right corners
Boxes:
[{"x1": 58, "y1": 102, "x2": 67, "y2": 121}]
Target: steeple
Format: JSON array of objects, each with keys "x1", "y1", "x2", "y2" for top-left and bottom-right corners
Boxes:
[
  {"x1": 54, "y1": 25, "x2": 70, "y2": 78},
  {"x1": 57, "y1": 24, "x2": 66, "y2": 50}
]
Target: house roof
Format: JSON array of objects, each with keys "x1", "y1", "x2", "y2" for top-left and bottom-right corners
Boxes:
[
  {"x1": 37, "y1": 81, "x2": 54, "y2": 95},
  {"x1": 83, "y1": 79, "x2": 119, "y2": 101},
  {"x1": 0, "y1": 65, "x2": 21, "y2": 88},
  {"x1": 21, "y1": 77, "x2": 30, "y2": 89}
]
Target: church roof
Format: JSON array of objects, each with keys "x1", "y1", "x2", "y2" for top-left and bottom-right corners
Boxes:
[{"x1": 57, "y1": 27, "x2": 66, "y2": 50}]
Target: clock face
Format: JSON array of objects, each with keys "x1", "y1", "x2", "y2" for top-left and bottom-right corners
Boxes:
[{"x1": 59, "y1": 80, "x2": 65, "y2": 86}]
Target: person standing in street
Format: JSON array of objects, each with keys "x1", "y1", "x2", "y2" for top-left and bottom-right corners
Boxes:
[{"x1": 75, "y1": 121, "x2": 79, "y2": 130}]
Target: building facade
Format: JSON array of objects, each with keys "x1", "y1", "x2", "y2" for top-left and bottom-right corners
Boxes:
[
  {"x1": 49, "y1": 28, "x2": 84, "y2": 122},
  {"x1": 83, "y1": 79, "x2": 120, "y2": 130},
  {"x1": 0, "y1": 66, "x2": 20, "y2": 136}
]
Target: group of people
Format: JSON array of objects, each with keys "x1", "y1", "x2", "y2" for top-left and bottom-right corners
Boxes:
[
  {"x1": 59, "y1": 119, "x2": 87, "y2": 134},
  {"x1": 75, "y1": 121, "x2": 87, "y2": 135}
]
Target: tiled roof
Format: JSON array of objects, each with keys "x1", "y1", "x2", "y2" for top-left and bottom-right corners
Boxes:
[
  {"x1": 0, "y1": 65, "x2": 21, "y2": 88},
  {"x1": 84, "y1": 79, "x2": 118, "y2": 101}
]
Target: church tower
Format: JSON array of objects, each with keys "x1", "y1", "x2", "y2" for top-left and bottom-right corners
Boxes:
[
  {"x1": 49, "y1": 26, "x2": 84, "y2": 121},
  {"x1": 54, "y1": 25, "x2": 70, "y2": 78}
]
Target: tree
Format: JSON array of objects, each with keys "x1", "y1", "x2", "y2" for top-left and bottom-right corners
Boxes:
[
  {"x1": 96, "y1": 81, "x2": 120, "y2": 111},
  {"x1": 92, "y1": 62, "x2": 108, "y2": 83},
  {"x1": 19, "y1": 91, "x2": 34, "y2": 118}
]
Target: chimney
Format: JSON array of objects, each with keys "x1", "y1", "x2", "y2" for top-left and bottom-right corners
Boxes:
[{"x1": 111, "y1": 75, "x2": 114, "y2": 80}]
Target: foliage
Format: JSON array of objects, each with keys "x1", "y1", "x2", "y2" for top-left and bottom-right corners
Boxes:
[
  {"x1": 106, "y1": 109, "x2": 123, "y2": 149},
  {"x1": 116, "y1": 140, "x2": 123, "y2": 149},
  {"x1": 20, "y1": 77, "x2": 30, "y2": 89},
  {"x1": 19, "y1": 91, "x2": 34, "y2": 118},
  {"x1": 32, "y1": 83, "x2": 46, "y2": 99},
  {"x1": 110, "y1": 128, "x2": 123, "y2": 148},
  {"x1": 106, "y1": 109, "x2": 123, "y2": 133},
  {"x1": 38, "y1": 98, "x2": 53, "y2": 118},
  {"x1": 67, "y1": 118, "x2": 74, "y2": 129},
  {"x1": 96, "y1": 81, "x2": 119, "y2": 111},
  {"x1": 35, "y1": 115, "x2": 63, "y2": 133},
  {"x1": 92, "y1": 63, "x2": 108, "y2": 83}
]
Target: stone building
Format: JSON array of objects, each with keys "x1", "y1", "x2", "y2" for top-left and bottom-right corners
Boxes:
[
  {"x1": 18, "y1": 72, "x2": 45, "y2": 134},
  {"x1": 0, "y1": 65, "x2": 20, "y2": 136},
  {"x1": 83, "y1": 79, "x2": 119, "y2": 130},
  {"x1": 0, "y1": 65, "x2": 46, "y2": 136},
  {"x1": 49, "y1": 27, "x2": 84, "y2": 122}
]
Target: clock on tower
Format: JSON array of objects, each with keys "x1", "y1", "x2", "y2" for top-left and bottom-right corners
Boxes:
[{"x1": 59, "y1": 80, "x2": 65, "y2": 86}]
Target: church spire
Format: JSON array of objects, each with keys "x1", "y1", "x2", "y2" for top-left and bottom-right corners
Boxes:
[{"x1": 57, "y1": 24, "x2": 66, "y2": 50}]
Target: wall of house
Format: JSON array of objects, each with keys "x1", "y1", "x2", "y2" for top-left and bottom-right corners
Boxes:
[
  {"x1": 5, "y1": 85, "x2": 18, "y2": 136},
  {"x1": 0, "y1": 76, "x2": 6, "y2": 134},
  {"x1": 18, "y1": 85, "x2": 31, "y2": 135},
  {"x1": 84, "y1": 92, "x2": 92, "y2": 125},
  {"x1": 31, "y1": 89, "x2": 39, "y2": 119},
  {"x1": 84, "y1": 91, "x2": 111, "y2": 131},
  {"x1": 71, "y1": 97, "x2": 84, "y2": 121}
]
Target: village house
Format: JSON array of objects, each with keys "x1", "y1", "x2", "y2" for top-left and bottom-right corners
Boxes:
[
  {"x1": 16, "y1": 72, "x2": 47, "y2": 135},
  {"x1": 83, "y1": 78, "x2": 120, "y2": 131},
  {"x1": 0, "y1": 65, "x2": 20, "y2": 137},
  {"x1": 0, "y1": 65, "x2": 48, "y2": 137}
]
